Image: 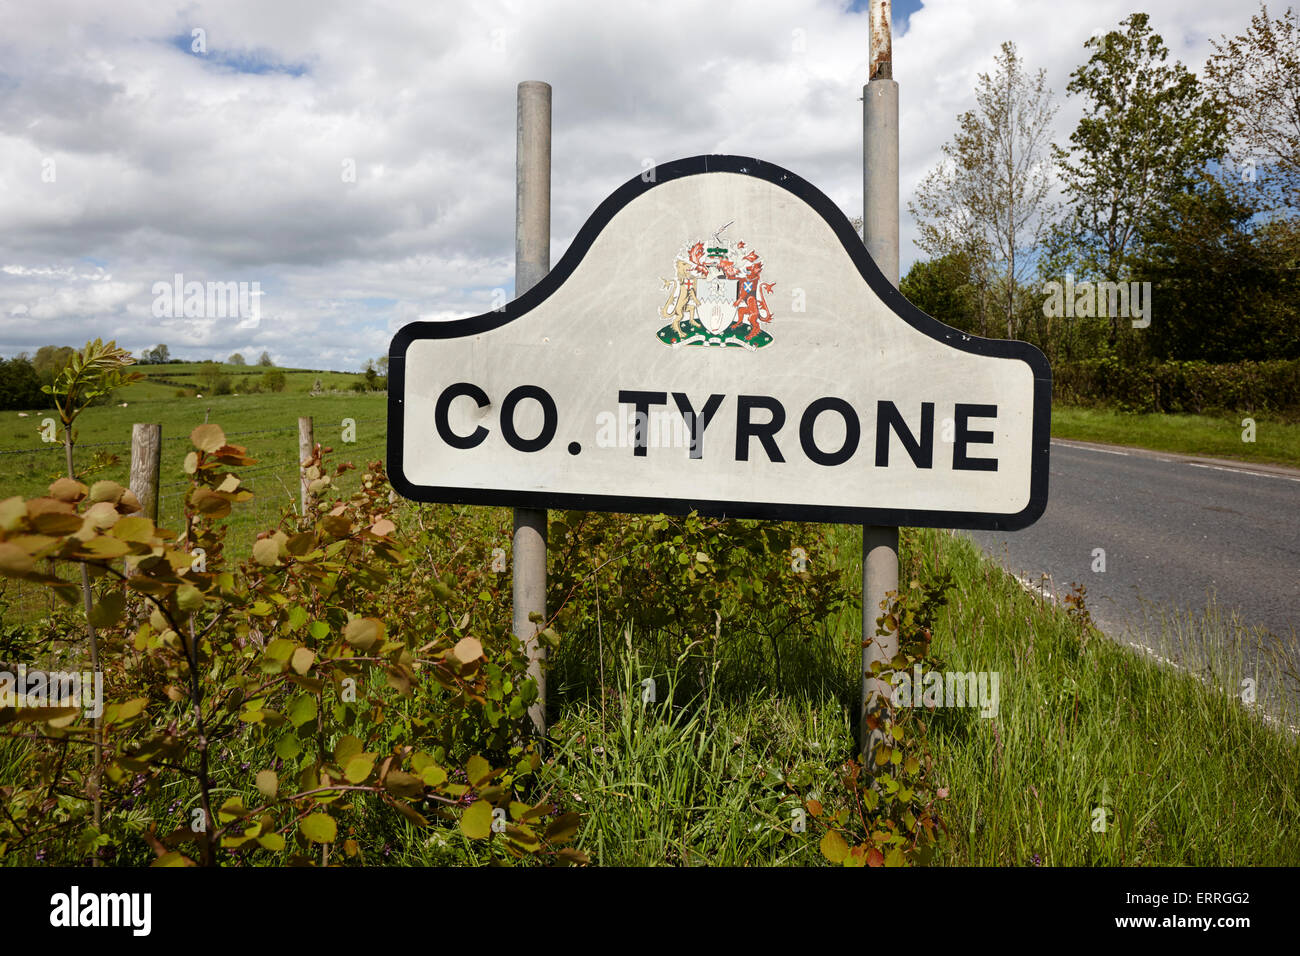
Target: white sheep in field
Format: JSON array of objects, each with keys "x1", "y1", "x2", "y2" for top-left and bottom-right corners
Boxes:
[
  {"x1": 17, "y1": 412, "x2": 28, "y2": 418},
  {"x1": 119, "y1": 402, "x2": 128, "y2": 407}
]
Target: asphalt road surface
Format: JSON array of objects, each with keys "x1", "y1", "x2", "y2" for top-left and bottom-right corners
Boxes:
[{"x1": 965, "y1": 438, "x2": 1300, "y2": 696}]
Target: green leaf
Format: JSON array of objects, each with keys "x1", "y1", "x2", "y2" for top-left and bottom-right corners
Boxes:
[
  {"x1": 465, "y1": 754, "x2": 492, "y2": 787},
  {"x1": 418, "y1": 764, "x2": 448, "y2": 788},
  {"x1": 344, "y1": 754, "x2": 374, "y2": 784},
  {"x1": 460, "y1": 799, "x2": 493, "y2": 840},
  {"x1": 334, "y1": 734, "x2": 363, "y2": 764},
  {"x1": 287, "y1": 694, "x2": 317, "y2": 729},
  {"x1": 255, "y1": 770, "x2": 278, "y2": 798},
  {"x1": 274, "y1": 735, "x2": 302, "y2": 760},
  {"x1": 383, "y1": 770, "x2": 423, "y2": 798},
  {"x1": 104, "y1": 697, "x2": 147, "y2": 725},
  {"x1": 300, "y1": 813, "x2": 337, "y2": 844},
  {"x1": 820, "y1": 830, "x2": 850, "y2": 864},
  {"x1": 543, "y1": 811, "x2": 580, "y2": 845},
  {"x1": 176, "y1": 584, "x2": 204, "y2": 612},
  {"x1": 87, "y1": 591, "x2": 125, "y2": 627},
  {"x1": 265, "y1": 638, "x2": 296, "y2": 661},
  {"x1": 343, "y1": 617, "x2": 383, "y2": 651},
  {"x1": 290, "y1": 646, "x2": 315, "y2": 675},
  {"x1": 110, "y1": 516, "x2": 154, "y2": 543},
  {"x1": 77, "y1": 536, "x2": 132, "y2": 559},
  {"x1": 218, "y1": 797, "x2": 247, "y2": 823},
  {"x1": 252, "y1": 538, "x2": 280, "y2": 567},
  {"x1": 152, "y1": 851, "x2": 195, "y2": 867}
]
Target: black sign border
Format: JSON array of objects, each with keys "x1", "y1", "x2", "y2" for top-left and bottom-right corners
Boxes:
[{"x1": 388, "y1": 154, "x2": 1052, "y2": 531}]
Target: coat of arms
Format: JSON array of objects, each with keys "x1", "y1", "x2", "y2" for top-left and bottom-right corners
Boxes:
[{"x1": 656, "y1": 222, "x2": 775, "y2": 349}]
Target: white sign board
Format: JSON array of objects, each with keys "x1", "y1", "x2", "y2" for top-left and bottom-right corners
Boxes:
[{"x1": 389, "y1": 155, "x2": 1051, "y2": 530}]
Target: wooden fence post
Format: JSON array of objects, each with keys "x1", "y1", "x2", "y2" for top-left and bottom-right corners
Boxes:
[
  {"x1": 299, "y1": 416, "x2": 315, "y2": 516},
  {"x1": 129, "y1": 423, "x2": 161, "y2": 521}
]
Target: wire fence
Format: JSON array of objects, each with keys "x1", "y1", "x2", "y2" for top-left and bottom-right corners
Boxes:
[{"x1": 0, "y1": 418, "x2": 389, "y2": 624}]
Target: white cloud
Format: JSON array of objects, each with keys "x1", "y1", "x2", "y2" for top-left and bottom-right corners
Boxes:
[{"x1": 0, "y1": 0, "x2": 1253, "y2": 367}]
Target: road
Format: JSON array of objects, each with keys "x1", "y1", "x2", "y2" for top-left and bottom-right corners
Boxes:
[{"x1": 965, "y1": 438, "x2": 1300, "y2": 700}]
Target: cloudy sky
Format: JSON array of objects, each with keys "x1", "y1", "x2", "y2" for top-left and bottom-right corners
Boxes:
[{"x1": 0, "y1": 0, "x2": 1252, "y2": 370}]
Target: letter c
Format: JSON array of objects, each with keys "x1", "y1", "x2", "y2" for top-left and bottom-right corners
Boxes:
[{"x1": 435, "y1": 382, "x2": 490, "y2": 449}]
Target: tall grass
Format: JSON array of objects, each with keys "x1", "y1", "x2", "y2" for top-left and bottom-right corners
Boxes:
[{"x1": 520, "y1": 525, "x2": 1300, "y2": 866}]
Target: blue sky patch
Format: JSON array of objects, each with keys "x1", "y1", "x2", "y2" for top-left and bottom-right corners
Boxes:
[{"x1": 168, "y1": 33, "x2": 307, "y2": 77}]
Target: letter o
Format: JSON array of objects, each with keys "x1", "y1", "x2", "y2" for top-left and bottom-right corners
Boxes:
[
  {"x1": 500, "y1": 385, "x2": 558, "y2": 453},
  {"x1": 799, "y1": 397, "x2": 859, "y2": 466}
]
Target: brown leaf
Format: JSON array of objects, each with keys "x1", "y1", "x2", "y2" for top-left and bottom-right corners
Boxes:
[
  {"x1": 452, "y1": 636, "x2": 483, "y2": 664},
  {"x1": 32, "y1": 512, "x2": 84, "y2": 535},
  {"x1": 26, "y1": 497, "x2": 74, "y2": 517},
  {"x1": 48, "y1": 478, "x2": 88, "y2": 503},
  {"x1": 191, "y1": 424, "x2": 226, "y2": 453},
  {"x1": 0, "y1": 542, "x2": 36, "y2": 574}
]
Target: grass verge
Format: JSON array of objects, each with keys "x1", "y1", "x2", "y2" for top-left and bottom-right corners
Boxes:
[
  {"x1": 1052, "y1": 404, "x2": 1300, "y2": 468},
  {"x1": 525, "y1": 525, "x2": 1300, "y2": 866}
]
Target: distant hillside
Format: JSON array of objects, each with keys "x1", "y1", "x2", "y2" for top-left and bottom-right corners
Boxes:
[{"x1": 136, "y1": 363, "x2": 375, "y2": 396}]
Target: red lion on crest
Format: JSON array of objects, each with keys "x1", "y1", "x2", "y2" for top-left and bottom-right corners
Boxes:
[{"x1": 731, "y1": 256, "x2": 775, "y2": 341}]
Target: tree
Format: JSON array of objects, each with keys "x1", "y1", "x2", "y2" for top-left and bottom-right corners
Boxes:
[
  {"x1": 228, "y1": 352, "x2": 246, "y2": 366},
  {"x1": 1054, "y1": 13, "x2": 1227, "y2": 346},
  {"x1": 909, "y1": 41, "x2": 1057, "y2": 339},
  {"x1": 41, "y1": 339, "x2": 143, "y2": 844},
  {"x1": 0, "y1": 354, "x2": 46, "y2": 410},
  {"x1": 1132, "y1": 173, "x2": 1299, "y2": 361},
  {"x1": 32, "y1": 345, "x2": 76, "y2": 383},
  {"x1": 900, "y1": 250, "x2": 985, "y2": 335},
  {"x1": 1206, "y1": 3, "x2": 1300, "y2": 209},
  {"x1": 262, "y1": 367, "x2": 286, "y2": 392},
  {"x1": 195, "y1": 362, "x2": 231, "y2": 396},
  {"x1": 257, "y1": 351, "x2": 274, "y2": 367}
]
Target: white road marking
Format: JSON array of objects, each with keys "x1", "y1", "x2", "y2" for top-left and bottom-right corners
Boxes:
[
  {"x1": 1052, "y1": 441, "x2": 1128, "y2": 456},
  {"x1": 1054, "y1": 439, "x2": 1300, "y2": 483},
  {"x1": 1187, "y1": 462, "x2": 1300, "y2": 484}
]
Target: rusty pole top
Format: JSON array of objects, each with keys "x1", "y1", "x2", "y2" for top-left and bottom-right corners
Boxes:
[{"x1": 870, "y1": 0, "x2": 892, "y2": 81}]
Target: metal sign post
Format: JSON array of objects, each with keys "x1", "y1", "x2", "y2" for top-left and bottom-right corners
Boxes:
[
  {"x1": 861, "y1": 0, "x2": 901, "y2": 759},
  {"x1": 514, "y1": 80, "x2": 551, "y2": 737}
]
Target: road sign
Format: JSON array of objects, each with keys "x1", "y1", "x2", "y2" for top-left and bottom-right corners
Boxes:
[{"x1": 388, "y1": 155, "x2": 1051, "y2": 531}]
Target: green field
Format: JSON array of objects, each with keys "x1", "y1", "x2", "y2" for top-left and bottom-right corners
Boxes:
[
  {"x1": 0, "y1": 381, "x2": 386, "y2": 579},
  {"x1": 1052, "y1": 405, "x2": 1300, "y2": 469}
]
